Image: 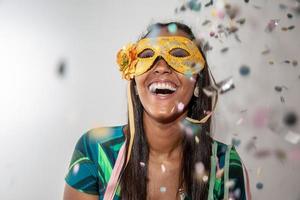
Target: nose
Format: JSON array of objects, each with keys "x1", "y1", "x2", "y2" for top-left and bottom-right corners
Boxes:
[{"x1": 153, "y1": 58, "x2": 172, "y2": 75}]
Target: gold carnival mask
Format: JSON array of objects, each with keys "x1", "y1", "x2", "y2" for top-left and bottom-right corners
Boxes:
[{"x1": 117, "y1": 36, "x2": 205, "y2": 80}]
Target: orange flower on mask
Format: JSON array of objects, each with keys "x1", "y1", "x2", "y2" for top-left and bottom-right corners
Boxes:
[{"x1": 116, "y1": 43, "x2": 138, "y2": 80}]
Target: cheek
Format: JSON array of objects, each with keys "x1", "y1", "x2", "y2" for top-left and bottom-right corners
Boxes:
[{"x1": 135, "y1": 77, "x2": 146, "y2": 96}]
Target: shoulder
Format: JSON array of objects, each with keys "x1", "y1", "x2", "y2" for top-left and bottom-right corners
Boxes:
[
  {"x1": 212, "y1": 140, "x2": 242, "y2": 169},
  {"x1": 84, "y1": 125, "x2": 126, "y2": 145},
  {"x1": 212, "y1": 139, "x2": 247, "y2": 199},
  {"x1": 78, "y1": 125, "x2": 126, "y2": 148},
  {"x1": 65, "y1": 125, "x2": 127, "y2": 196},
  {"x1": 74, "y1": 125, "x2": 126, "y2": 162}
]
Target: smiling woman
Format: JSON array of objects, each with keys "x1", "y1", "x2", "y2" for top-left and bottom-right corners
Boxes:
[{"x1": 63, "y1": 22, "x2": 251, "y2": 200}]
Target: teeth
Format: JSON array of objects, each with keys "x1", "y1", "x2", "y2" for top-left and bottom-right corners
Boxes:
[{"x1": 149, "y1": 82, "x2": 177, "y2": 93}]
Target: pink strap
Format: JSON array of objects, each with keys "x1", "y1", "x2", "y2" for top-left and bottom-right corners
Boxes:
[
  {"x1": 103, "y1": 143, "x2": 126, "y2": 200},
  {"x1": 242, "y1": 162, "x2": 252, "y2": 200}
]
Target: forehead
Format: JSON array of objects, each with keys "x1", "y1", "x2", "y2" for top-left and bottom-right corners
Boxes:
[{"x1": 147, "y1": 26, "x2": 192, "y2": 39}]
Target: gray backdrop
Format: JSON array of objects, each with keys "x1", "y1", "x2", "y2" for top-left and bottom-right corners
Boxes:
[{"x1": 0, "y1": 0, "x2": 299, "y2": 199}]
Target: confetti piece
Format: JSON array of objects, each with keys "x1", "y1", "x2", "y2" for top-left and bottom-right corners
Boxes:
[
  {"x1": 195, "y1": 136, "x2": 200, "y2": 143},
  {"x1": 180, "y1": 118, "x2": 202, "y2": 137},
  {"x1": 205, "y1": 0, "x2": 213, "y2": 7},
  {"x1": 203, "y1": 77, "x2": 235, "y2": 97},
  {"x1": 187, "y1": 0, "x2": 202, "y2": 11},
  {"x1": 225, "y1": 3, "x2": 240, "y2": 19},
  {"x1": 245, "y1": 138, "x2": 256, "y2": 152},
  {"x1": 256, "y1": 182, "x2": 263, "y2": 190},
  {"x1": 256, "y1": 167, "x2": 262, "y2": 178},
  {"x1": 288, "y1": 26, "x2": 294, "y2": 30},
  {"x1": 225, "y1": 179, "x2": 236, "y2": 189},
  {"x1": 292, "y1": 60, "x2": 298, "y2": 67},
  {"x1": 195, "y1": 162, "x2": 205, "y2": 176},
  {"x1": 280, "y1": 96, "x2": 285, "y2": 103},
  {"x1": 167, "y1": 23, "x2": 178, "y2": 34},
  {"x1": 221, "y1": 47, "x2": 229, "y2": 53},
  {"x1": 202, "y1": 175, "x2": 209, "y2": 182},
  {"x1": 202, "y1": 41, "x2": 213, "y2": 52},
  {"x1": 284, "y1": 131, "x2": 300, "y2": 144},
  {"x1": 282, "y1": 25, "x2": 295, "y2": 31},
  {"x1": 73, "y1": 164, "x2": 80, "y2": 175},
  {"x1": 231, "y1": 188, "x2": 241, "y2": 199},
  {"x1": 279, "y1": 4, "x2": 288, "y2": 10},
  {"x1": 177, "y1": 102, "x2": 185, "y2": 112},
  {"x1": 140, "y1": 162, "x2": 146, "y2": 167},
  {"x1": 253, "y1": 5, "x2": 262, "y2": 9},
  {"x1": 254, "y1": 149, "x2": 272, "y2": 158},
  {"x1": 265, "y1": 19, "x2": 280, "y2": 32},
  {"x1": 287, "y1": 13, "x2": 293, "y2": 18},
  {"x1": 232, "y1": 138, "x2": 241, "y2": 147},
  {"x1": 239, "y1": 65, "x2": 250, "y2": 76},
  {"x1": 236, "y1": 18, "x2": 246, "y2": 25},
  {"x1": 292, "y1": 1, "x2": 300, "y2": 14},
  {"x1": 147, "y1": 25, "x2": 161, "y2": 38},
  {"x1": 160, "y1": 186, "x2": 167, "y2": 193},
  {"x1": 218, "y1": 77, "x2": 235, "y2": 94},
  {"x1": 180, "y1": 5, "x2": 186, "y2": 11},
  {"x1": 202, "y1": 19, "x2": 212, "y2": 26},
  {"x1": 261, "y1": 48, "x2": 271, "y2": 55},
  {"x1": 274, "y1": 149, "x2": 287, "y2": 162},
  {"x1": 240, "y1": 109, "x2": 248, "y2": 113},
  {"x1": 161, "y1": 164, "x2": 166, "y2": 173},
  {"x1": 227, "y1": 25, "x2": 239, "y2": 33},
  {"x1": 274, "y1": 86, "x2": 282, "y2": 92},
  {"x1": 236, "y1": 118, "x2": 244, "y2": 125},
  {"x1": 57, "y1": 60, "x2": 67, "y2": 77},
  {"x1": 283, "y1": 112, "x2": 298, "y2": 127},
  {"x1": 234, "y1": 33, "x2": 242, "y2": 42}
]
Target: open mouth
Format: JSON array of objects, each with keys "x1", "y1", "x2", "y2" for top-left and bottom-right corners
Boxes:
[{"x1": 148, "y1": 81, "x2": 177, "y2": 96}]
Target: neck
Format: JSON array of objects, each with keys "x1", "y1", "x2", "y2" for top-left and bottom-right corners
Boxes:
[{"x1": 143, "y1": 112, "x2": 186, "y2": 161}]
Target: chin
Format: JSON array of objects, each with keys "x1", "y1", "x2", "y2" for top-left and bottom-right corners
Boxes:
[{"x1": 148, "y1": 110, "x2": 183, "y2": 124}]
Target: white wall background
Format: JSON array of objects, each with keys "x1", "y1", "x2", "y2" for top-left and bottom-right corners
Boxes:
[{"x1": 0, "y1": 0, "x2": 299, "y2": 199}]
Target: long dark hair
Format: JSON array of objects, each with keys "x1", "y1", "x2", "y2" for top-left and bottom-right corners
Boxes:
[{"x1": 120, "y1": 22, "x2": 214, "y2": 199}]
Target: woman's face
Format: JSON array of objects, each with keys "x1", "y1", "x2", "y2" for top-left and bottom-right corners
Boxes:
[{"x1": 134, "y1": 27, "x2": 198, "y2": 123}]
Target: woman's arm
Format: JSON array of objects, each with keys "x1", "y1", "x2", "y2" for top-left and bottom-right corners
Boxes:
[{"x1": 63, "y1": 184, "x2": 98, "y2": 200}]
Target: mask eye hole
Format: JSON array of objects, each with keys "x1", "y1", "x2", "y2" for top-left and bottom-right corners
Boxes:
[
  {"x1": 138, "y1": 49, "x2": 155, "y2": 58},
  {"x1": 169, "y1": 48, "x2": 190, "y2": 58}
]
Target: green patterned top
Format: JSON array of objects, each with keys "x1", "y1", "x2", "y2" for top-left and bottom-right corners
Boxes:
[{"x1": 65, "y1": 125, "x2": 249, "y2": 200}]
